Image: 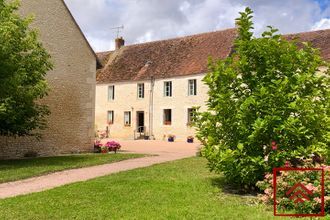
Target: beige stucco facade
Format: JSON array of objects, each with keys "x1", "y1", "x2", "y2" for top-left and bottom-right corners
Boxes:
[
  {"x1": 95, "y1": 74, "x2": 208, "y2": 141},
  {"x1": 0, "y1": 0, "x2": 96, "y2": 158},
  {"x1": 95, "y1": 66, "x2": 329, "y2": 142}
]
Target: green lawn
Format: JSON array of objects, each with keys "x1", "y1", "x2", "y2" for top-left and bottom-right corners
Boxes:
[
  {"x1": 0, "y1": 153, "x2": 145, "y2": 183},
  {"x1": 0, "y1": 157, "x2": 320, "y2": 220}
]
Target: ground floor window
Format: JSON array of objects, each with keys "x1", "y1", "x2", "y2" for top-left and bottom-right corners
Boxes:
[
  {"x1": 163, "y1": 109, "x2": 172, "y2": 125},
  {"x1": 124, "y1": 111, "x2": 131, "y2": 126},
  {"x1": 107, "y1": 110, "x2": 114, "y2": 124},
  {"x1": 187, "y1": 108, "x2": 196, "y2": 126}
]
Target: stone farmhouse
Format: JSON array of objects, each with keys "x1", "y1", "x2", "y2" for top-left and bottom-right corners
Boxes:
[
  {"x1": 0, "y1": 0, "x2": 99, "y2": 158},
  {"x1": 95, "y1": 28, "x2": 330, "y2": 141}
]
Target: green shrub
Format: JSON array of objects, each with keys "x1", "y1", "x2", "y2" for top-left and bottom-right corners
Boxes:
[
  {"x1": 0, "y1": 0, "x2": 53, "y2": 137},
  {"x1": 256, "y1": 161, "x2": 330, "y2": 214},
  {"x1": 193, "y1": 7, "x2": 330, "y2": 187}
]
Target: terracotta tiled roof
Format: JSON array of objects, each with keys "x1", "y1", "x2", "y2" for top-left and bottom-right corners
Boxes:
[
  {"x1": 284, "y1": 29, "x2": 330, "y2": 61},
  {"x1": 97, "y1": 28, "x2": 330, "y2": 83},
  {"x1": 97, "y1": 51, "x2": 113, "y2": 66},
  {"x1": 97, "y1": 28, "x2": 237, "y2": 83}
]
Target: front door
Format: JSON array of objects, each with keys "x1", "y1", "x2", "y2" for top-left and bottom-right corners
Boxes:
[{"x1": 137, "y1": 111, "x2": 144, "y2": 132}]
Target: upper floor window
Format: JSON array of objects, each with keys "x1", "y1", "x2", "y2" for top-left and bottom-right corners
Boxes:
[
  {"x1": 107, "y1": 111, "x2": 114, "y2": 124},
  {"x1": 164, "y1": 81, "x2": 172, "y2": 97},
  {"x1": 108, "y1": 85, "x2": 115, "y2": 101},
  {"x1": 163, "y1": 109, "x2": 172, "y2": 125},
  {"x1": 188, "y1": 79, "x2": 197, "y2": 96},
  {"x1": 124, "y1": 111, "x2": 131, "y2": 126},
  {"x1": 137, "y1": 83, "x2": 144, "y2": 99}
]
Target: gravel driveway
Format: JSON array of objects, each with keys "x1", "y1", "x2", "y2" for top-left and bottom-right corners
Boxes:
[{"x1": 0, "y1": 140, "x2": 199, "y2": 199}]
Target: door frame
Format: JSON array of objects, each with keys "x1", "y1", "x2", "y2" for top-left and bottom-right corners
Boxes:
[{"x1": 136, "y1": 111, "x2": 145, "y2": 132}]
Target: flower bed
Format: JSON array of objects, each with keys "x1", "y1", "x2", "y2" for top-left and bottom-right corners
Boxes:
[
  {"x1": 257, "y1": 160, "x2": 330, "y2": 215},
  {"x1": 105, "y1": 141, "x2": 121, "y2": 153},
  {"x1": 94, "y1": 140, "x2": 121, "y2": 154}
]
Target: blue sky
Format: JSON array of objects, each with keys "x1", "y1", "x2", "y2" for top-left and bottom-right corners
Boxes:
[
  {"x1": 316, "y1": 0, "x2": 330, "y2": 10},
  {"x1": 64, "y1": 0, "x2": 330, "y2": 52}
]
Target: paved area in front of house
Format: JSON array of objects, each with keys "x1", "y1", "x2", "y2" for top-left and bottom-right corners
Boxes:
[{"x1": 0, "y1": 140, "x2": 199, "y2": 199}]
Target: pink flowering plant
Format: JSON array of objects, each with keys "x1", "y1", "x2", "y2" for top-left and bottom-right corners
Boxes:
[
  {"x1": 94, "y1": 140, "x2": 102, "y2": 153},
  {"x1": 104, "y1": 141, "x2": 121, "y2": 153},
  {"x1": 94, "y1": 140, "x2": 102, "y2": 147},
  {"x1": 256, "y1": 160, "x2": 330, "y2": 214}
]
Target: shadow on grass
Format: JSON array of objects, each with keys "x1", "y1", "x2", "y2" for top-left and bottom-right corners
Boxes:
[{"x1": 210, "y1": 176, "x2": 259, "y2": 196}]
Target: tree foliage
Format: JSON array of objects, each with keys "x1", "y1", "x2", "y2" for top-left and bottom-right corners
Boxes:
[
  {"x1": 193, "y1": 7, "x2": 330, "y2": 187},
  {"x1": 0, "y1": 0, "x2": 52, "y2": 137}
]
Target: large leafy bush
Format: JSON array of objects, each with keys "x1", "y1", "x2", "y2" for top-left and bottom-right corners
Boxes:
[
  {"x1": 0, "y1": 0, "x2": 52, "y2": 137},
  {"x1": 193, "y1": 8, "x2": 330, "y2": 187}
]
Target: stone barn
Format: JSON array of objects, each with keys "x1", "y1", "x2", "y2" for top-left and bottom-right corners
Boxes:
[{"x1": 0, "y1": 0, "x2": 100, "y2": 158}]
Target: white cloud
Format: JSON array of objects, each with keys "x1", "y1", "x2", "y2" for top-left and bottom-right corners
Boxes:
[
  {"x1": 86, "y1": 36, "x2": 115, "y2": 52},
  {"x1": 64, "y1": 0, "x2": 329, "y2": 52},
  {"x1": 245, "y1": 0, "x2": 322, "y2": 34},
  {"x1": 312, "y1": 18, "x2": 330, "y2": 30}
]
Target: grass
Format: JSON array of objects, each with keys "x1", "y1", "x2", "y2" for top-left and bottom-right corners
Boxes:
[
  {"x1": 0, "y1": 153, "x2": 145, "y2": 183},
  {"x1": 0, "y1": 157, "x2": 320, "y2": 220}
]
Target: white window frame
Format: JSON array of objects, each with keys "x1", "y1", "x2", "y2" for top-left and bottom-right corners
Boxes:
[
  {"x1": 108, "y1": 85, "x2": 115, "y2": 101},
  {"x1": 107, "y1": 111, "x2": 114, "y2": 124},
  {"x1": 124, "y1": 111, "x2": 131, "y2": 126},
  {"x1": 188, "y1": 79, "x2": 197, "y2": 96},
  {"x1": 164, "y1": 81, "x2": 172, "y2": 97},
  {"x1": 137, "y1": 83, "x2": 144, "y2": 99}
]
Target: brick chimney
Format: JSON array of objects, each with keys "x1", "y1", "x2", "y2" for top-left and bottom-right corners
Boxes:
[{"x1": 115, "y1": 37, "x2": 125, "y2": 50}]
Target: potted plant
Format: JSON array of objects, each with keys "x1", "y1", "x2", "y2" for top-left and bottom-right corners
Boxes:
[
  {"x1": 168, "y1": 134, "x2": 175, "y2": 142},
  {"x1": 187, "y1": 136, "x2": 194, "y2": 143},
  {"x1": 94, "y1": 140, "x2": 102, "y2": 153},
  {"x1": 100, "y1": 146, "x2": 108, "y2": 154},
  {"x1": 105, "y1": 141, "x2": 121, "y2": 153}
]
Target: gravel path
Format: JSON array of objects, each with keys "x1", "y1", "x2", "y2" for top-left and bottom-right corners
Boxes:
[{"x1": 0, "y1": 140, "x2": 199, "y2": 199}]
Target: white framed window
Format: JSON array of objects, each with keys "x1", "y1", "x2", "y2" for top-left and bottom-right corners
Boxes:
[
  {"x1": 107, "y1": 111, "x2": 114, "y2": 124},
  {"x1": 108, "y1": 85, "x2": 115, "y2": 101},
  {"x1": 163, "y1": 109, "x2": 172, "y2": 125},
  {"x1": 137, "y1": 83, "x2": 144, "y2": 99},
  {"x1": 164, "y1": 81, "x2": 172, "y2": 97},
  {"x1": 124, "y1": 111, "x2": 131, "y2": 126},
  {"x1": 188, "y1": 79, "x2": 197, "y2": 96},
  {"x1": 187, "y1": 108, "x2": 196, "y2": 126}
]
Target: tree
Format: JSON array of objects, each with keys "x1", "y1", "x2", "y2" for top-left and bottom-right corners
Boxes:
[
  {"x1": 0, "y1": 0, "x2": 53, "y2": 137},
  {"x1": 193, "y1": 7, "x2": 330, "y2": 187}
]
